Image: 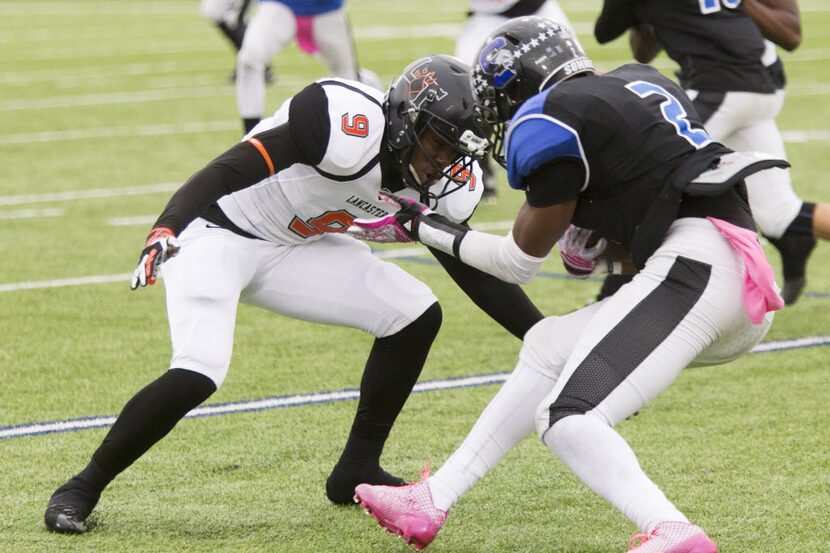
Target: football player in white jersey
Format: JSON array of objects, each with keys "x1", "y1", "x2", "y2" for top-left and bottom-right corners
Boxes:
[
  {"x1": 454, "y1": 0, "x2": 580, "y2": 200},
  {"x1": 200, "y1": 0, "x2": 274, "y2": 84},
  {"x1": 237, "y1": 0, "x2": 382, "y2": 134},
  {"x1": 43, "y1": 55, "x2": 545, "y2": 534},
  {"x1": 200, "y1": 0, "x2": 250, "y2": 53}
]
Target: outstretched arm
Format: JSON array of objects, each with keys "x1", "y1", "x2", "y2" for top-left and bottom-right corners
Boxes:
[{"x1": 743, "y1": 0, "x2": 801, "y2": 51}]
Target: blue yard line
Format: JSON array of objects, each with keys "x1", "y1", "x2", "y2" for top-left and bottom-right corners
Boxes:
[{"x1": 2, "y1": 336, "x2": 829, "y2": 441}]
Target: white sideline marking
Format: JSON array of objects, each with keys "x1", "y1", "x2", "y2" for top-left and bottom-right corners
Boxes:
[
  {"x1": 0, "y1": 120, "x2": 238, "y2": 145},
  {"x1": 0, "y1": 183, "x2": 179, "y2": 207},
  {"x1": 0, "y1": 222, "x2": 514, "y2": 293},
  {"x1": 5, "y1": 120, "x2": 830, "y2": 146},
  {"x1": 0, "y1": 273, "x2": 134, "y2": 293},
  {"x1": 0, "y1": 207, "x2": 63, "y2": 219},
  {"x1": 781, "y1": 130, "x2": 830, "y2": 143},
  {"x1": 107, "y1": 215, "x2": 157, "y2": 226},
  {"x1": 2, "y1": 336, "x2": 828, "y2": 440},
  {"x1": 0, "y1": 248, "x2": 429, "y2": 293}
]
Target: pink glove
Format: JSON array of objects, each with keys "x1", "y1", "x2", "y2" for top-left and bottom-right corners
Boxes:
[
  {"x1": 558, "y1": 225, "x2": 607, "y2": 279},
  {"x1": 347, "y1": 192, "x2": 434, "y2": 243}
]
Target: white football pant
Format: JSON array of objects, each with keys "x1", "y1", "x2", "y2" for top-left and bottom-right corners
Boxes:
[
  {"x1": 237, "y1": 3, "x2": 358, "y2": 119},
  {"x1": 200, "y1": 0, "x2": 246, "y2": 26},
  {"x1": 688, "y1": 89, "x2": 801, "y2": 238},
  {"x1": 429, "y1": 218, "x2": 772, "y2": 530},
  {"x1": 161, "y1": 219, "x2": 437, "y2": 388}
]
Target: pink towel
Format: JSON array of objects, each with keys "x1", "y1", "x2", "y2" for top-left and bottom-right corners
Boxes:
[
  {"x1": 295, "y1": 15, "x2": 320, "y2": 54},
  {"x1": 707, "y1": 217, "x2": 784, "y2": 324}
]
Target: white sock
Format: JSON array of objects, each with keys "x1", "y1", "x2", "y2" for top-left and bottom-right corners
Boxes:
[
  {"x1": 544, "y1": 414, "x2": 688, "y2": 533},
  {"x1": 236, "y1": 63, "x2": 266, "y2": 120},
  {"x1": 428, "y1": 361, "x2": 556, "y2": 512}
]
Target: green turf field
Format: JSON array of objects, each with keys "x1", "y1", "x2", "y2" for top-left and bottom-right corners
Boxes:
[{"x1": 1, "y1": 0, "x2": 829, "y2": 551}]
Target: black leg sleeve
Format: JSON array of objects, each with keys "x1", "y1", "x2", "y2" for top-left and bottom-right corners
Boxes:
[
  {"x1": 339, "y1": 302, "x2": 442, "y2": 463},
  {"x1": 429, "y1": 246, "x2": 543, "y2": 340},
  {"x1": 90, "y1": 368, "x2": 217, "y2": 481},
  {"x1": 216, "y1": 21, "x2": 246, "y2": 51}
]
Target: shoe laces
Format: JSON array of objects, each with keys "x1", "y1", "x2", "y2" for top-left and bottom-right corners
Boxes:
[{"x1": 48, "y1": 503, "x2": 82, "y2": 517}]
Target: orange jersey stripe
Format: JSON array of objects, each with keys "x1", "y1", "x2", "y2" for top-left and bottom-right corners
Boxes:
[{"x1": 246, "y1": 137, "x2": 275, "y2": 176}]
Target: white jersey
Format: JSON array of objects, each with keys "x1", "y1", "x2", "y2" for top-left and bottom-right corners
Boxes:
[{"x1": 218, "y1": 78, "x2": 483, "y2": 245}]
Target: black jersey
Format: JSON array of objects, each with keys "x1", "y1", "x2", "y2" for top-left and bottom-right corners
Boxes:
[
  {"x1": 595, "y1": 0, "x2": 778, "y2": 93},
  {"x1": 505, "y1": 63, "x2": 753, "y2": 264}
]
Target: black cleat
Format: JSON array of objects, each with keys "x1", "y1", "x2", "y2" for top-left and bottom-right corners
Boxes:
[
  {"x1": 767, "y1": 232, "x2": 817, "y2": 305},
  {"x1": 44, "y1": 503, "x2": 89, "y2": 534},
  {"x1": 44, "y1": 477, "x2": 101, "y2": 534},
  {"x1": 325, "y1": 462, "x2": 407, "y2": 506}
]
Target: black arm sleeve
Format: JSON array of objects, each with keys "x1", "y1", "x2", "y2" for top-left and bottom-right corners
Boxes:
[
  {"x1": 594, "y1": 0, "x2": 637, "y2": 44},
  {"x1": 152, "y1": 123, "x2": 308, "y2": 233},
  {"x1": 524, "y1": 159, "x2": 584, "y2": 208},
  {"x1": 153, "y1": 83, "x2": 331, "y2": 234},
  {"x1": 429, "y1": 246, "x2": 544, "y2": 340}
]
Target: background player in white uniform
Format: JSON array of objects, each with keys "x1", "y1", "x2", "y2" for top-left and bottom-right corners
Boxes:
[
  {"x1": 200, "y1": 0, "x2": 274, "y2": 83},
  {"x1": 351, "y1": 19, "x2": 785, "y2": 552},
  {"x1": 237, "y1": 0, "x2": 382, "y2": 133},
  {"x1": 454, "y1": 0, "x2": 579, "y2": 200},
  {"x1": 43, "y1": 55, "x2": 546, "y2": 534},
  {"x1": 595, "y1": 0, "x2": 830, "y2": 305}
]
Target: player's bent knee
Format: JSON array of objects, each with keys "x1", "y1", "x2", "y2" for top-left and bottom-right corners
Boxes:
[
  {"x1": 519, "y1": 317, "x2": 569, "y2": 380},
  {"x1": 237, "y1": 46, "x2": 268, "y2": 72},
  {"x1": 171, "y1": 360, "x2": 229, "y2": 390}
]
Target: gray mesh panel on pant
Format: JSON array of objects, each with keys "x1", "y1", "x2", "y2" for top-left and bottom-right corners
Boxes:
[{"x1": 548, "y1": 256, "x2": 711, "y2": 428}]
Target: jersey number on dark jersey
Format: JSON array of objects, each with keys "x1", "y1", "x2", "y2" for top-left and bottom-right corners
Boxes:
[
  {"x1": 625, "y1": 81, "x2": 712, "y2": 148},
  {"x1": 699, "y1": 0, "x2": 741, "y2": 15}
]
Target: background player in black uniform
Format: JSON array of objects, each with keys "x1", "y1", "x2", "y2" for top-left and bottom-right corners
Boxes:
[
  {"x1": 349, "y1": 18, "x2": 785, "y2": 552},
  {"x1": 43, "y1": 56, "x2": 545, "y2": 535},
  {"x1": 595, "y1": 0, "x2": 830, "y2": 304}
]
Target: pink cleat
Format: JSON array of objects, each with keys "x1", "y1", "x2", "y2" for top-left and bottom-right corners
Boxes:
[
  {"x1": 354, "y1": 479, "x2": 448, "y2": 551},
  {"x1": 627, "y1": 522, "x2": 718, "y2": 553}
]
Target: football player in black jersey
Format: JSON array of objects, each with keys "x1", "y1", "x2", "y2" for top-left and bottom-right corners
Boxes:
[
  {"x1": 594, "y1": 0, "x2": 830, "y2": 305},
  {"x1": 43, "y1": 56, "x2": 546, "y2": 535},
  {"x1": 350, "y1": 17, "x2": 786, "y2": 552}
]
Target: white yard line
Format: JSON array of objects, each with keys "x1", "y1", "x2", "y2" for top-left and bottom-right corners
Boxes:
[
  {"x1": 0, "y1": 183, "x2": 179, "y2": 207},
  {"x1": 2, "y1": 334, "x2": 828, "y2": 440},
  {"x1": 106, "y1": 215, "x2": 158, "y2": 226},
  {"x1": 0, "y1": 120, "x2": 238, "y2": 145},
  {"x1": 0, "y1": 207, "x2": 63, "y2": 219},
  {"x1": 780, "y1": 129, "x2": 830, "y2": 143},
  {"x1": 0, "y1": 229, "x2": 508, "y2": 292},
  {"x1": 5, "y1": 119, "x2": 830, "y2": 146}
]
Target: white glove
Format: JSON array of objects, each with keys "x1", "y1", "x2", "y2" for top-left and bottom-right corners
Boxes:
[
  {"x1": 557, "y1": 225, "x2": 607, "y2": 279},
  {"x1": 130, "y1": 227, "x2": 180, "y2": 290}
]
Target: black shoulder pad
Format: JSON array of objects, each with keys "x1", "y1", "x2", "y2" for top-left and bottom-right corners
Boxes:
[{"x1": 288, "y1": 82, "x2": 330, "y2": 166}]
